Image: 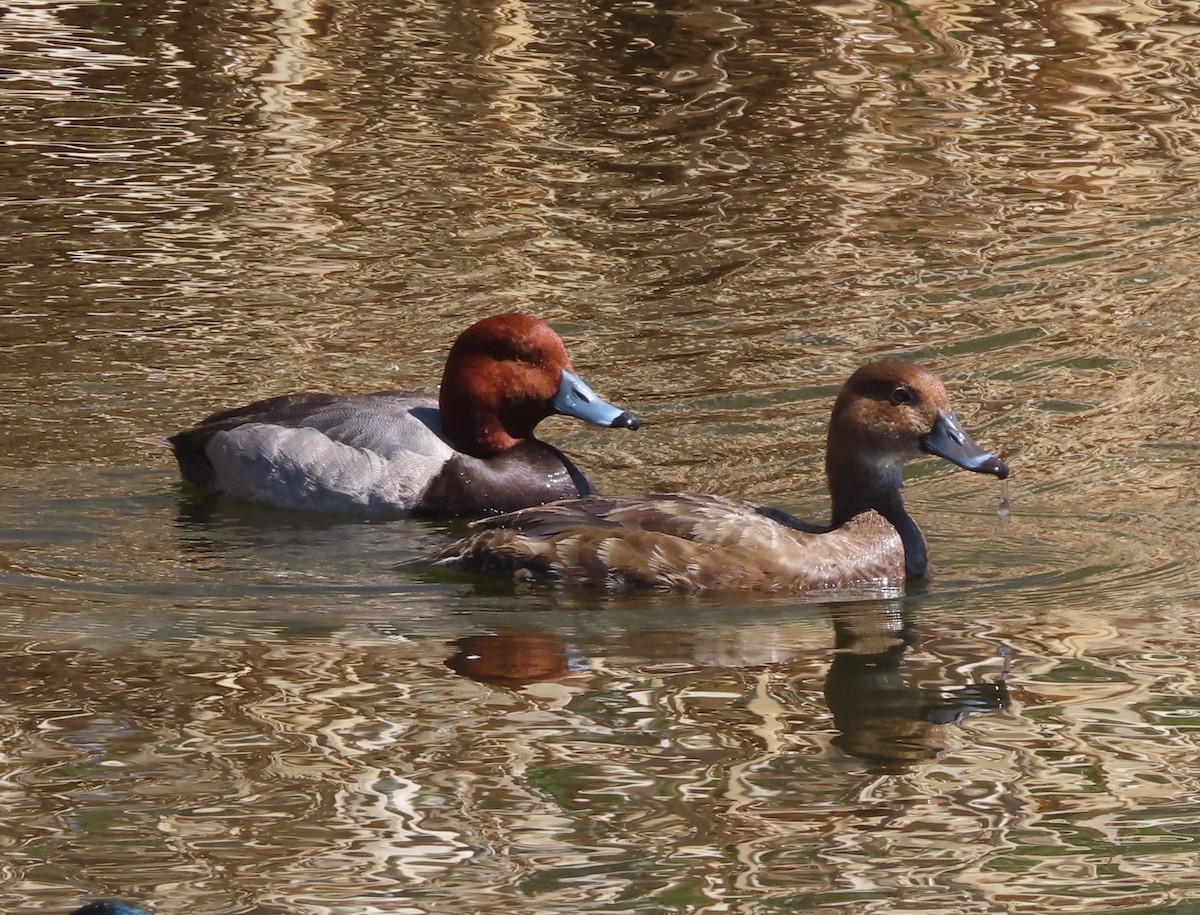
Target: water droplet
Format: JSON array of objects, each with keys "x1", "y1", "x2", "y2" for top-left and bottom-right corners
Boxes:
[
  {"x1": 997, "y1": 645, "x2": 1013, "y2": 677},
  {"x1": 996, "y1": 478, "x2": 1010, "y2": 519}
]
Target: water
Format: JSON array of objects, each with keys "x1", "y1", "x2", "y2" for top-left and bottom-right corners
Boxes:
[{"x1": 3, "y1": 0, "x2": 1200, "y2": 912}]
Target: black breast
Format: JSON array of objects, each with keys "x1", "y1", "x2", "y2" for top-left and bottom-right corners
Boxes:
[{"x1": 416, "y1": 441, "x2": 593, "y2": 517}]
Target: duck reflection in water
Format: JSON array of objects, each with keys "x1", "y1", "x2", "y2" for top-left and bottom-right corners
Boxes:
[
  {"x1": 446, "y1": 630, "x2": 583, "y2": 688},
  {"x1": 444, "y1": 607, "x2": 1010, "y2": 770},
  {"x1": 824, "y1": 605, "x2": 1010, "y2": 768}
]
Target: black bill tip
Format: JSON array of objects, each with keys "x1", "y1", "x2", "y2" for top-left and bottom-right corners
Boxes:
[{"x1": 611, "y1": 411, "x2": 640, "y2": 431}]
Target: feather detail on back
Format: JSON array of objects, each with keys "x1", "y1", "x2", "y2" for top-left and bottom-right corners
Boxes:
[{"x1": 427, "y1": 495, "x2": 905, "y2": 591}]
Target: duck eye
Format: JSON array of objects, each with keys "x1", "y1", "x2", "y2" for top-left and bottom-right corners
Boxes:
[{"x1": 890, "y1": 386, "x2": 914, "y2": 405}]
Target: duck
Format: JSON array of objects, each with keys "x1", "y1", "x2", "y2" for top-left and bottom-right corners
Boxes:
[
  {"x1": 167, "y1": 314, "x2": 639, "y2": 515},
  {"x1": 424, "y1": 360, "x2": 1009, "y2": 591}
]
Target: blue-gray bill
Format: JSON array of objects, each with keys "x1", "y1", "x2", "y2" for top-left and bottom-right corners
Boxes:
[
  {"x1": 920, "y1": 409, "x2": 1008, "y2": 479},
  {"x1": 553, "y1": 370, "x2": 640, "y2": 430}
]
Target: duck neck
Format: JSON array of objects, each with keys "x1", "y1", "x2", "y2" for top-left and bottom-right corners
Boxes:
[
  {"x1": 877, "y1": 491, "x2": 928, "y2": 580},
  {"x1": 440, "y1": 358, "x2": 528, "y2": 458},
  {"x1": 440, "y1": 397, "x2": 523, "y2": 458},
  {"x1": 828, "y1": 456, "x2": 929, "y2": 580}
]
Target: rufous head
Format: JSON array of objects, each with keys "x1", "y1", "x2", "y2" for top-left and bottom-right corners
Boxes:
[
  {"x1": 826, "y1": 360, "x2": 1007, "y2": 519},
  {"x1": 439, "y1": 314, "x2": 638, "y2": 458}
]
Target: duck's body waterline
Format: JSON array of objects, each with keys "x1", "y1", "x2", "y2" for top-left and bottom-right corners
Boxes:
[
  {"x1": 166, "y1": 314, "x2": 638, "y2": 516},
  {"x1": 425, "y1": 361, "x2": 1009, "y2": 592}
]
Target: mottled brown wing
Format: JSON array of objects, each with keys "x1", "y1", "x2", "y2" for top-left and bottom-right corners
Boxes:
[
  {"x1": 468, "y1": 493, "x2": 812, "y2": 550},
  {"x1": 464, "y1": 495, "x2": 631, "y2": 534},
  {"x1": 432, "y1": 499, "x2": 905, "y2": 593}
]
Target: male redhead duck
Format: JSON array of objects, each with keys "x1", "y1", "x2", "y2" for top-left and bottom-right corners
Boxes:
[
  {"x1": 425, "y1": 361, "x2": 1008, "y2": 591},
  {"x1": 168, "y1": 314, "x2": 639, "y2": 515}
]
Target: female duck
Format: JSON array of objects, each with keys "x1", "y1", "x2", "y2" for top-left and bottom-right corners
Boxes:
[
  {"x1": 426, "y1": 361, "x2": 1008, "y2": 591},
  {"x1": 168, "y1": 314, "x2": 639, "y2": 515}
]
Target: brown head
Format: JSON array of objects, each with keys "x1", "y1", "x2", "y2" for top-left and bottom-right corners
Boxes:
[
  {"x1": 825, "y1": 360, "x2": 1008, "y2": 576},
  {"x1": 438, "y1": 314, "x2": 638, "y2": 458}
]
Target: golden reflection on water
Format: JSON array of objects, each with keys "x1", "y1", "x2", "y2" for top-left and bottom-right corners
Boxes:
[
  {"x1": 3, "y1": 0, "x2": 1200, "y2": 912},
  {"x1": 7, "y1": 599, "x2": 1199, "y2": 912}
]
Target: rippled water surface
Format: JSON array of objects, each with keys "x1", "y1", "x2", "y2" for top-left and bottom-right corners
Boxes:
[{"x1": 4, "y1": 0, "x2": 1200, "y2": 912}]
